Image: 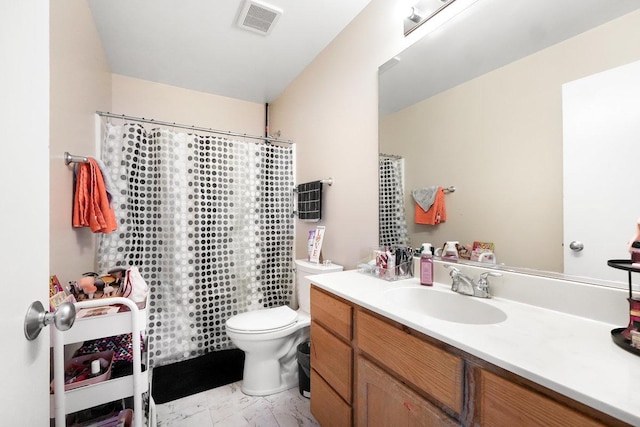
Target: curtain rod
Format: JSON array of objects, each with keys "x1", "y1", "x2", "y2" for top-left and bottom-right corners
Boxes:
[
  {"x1": 380, "y1": 153, "x2": 402, "y2": 159},
  {"x1": 96, "y1": 111, "x2": 294, "y2": 145}
]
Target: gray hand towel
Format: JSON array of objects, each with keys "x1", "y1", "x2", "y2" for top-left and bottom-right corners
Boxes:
[{"x1": 412, "y1": 186, "x2": 439, "y2": 212}]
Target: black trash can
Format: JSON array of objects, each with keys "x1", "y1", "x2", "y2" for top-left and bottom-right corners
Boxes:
[{"x1": 297, "y1": 341, "x2": 311, "y2": 398}]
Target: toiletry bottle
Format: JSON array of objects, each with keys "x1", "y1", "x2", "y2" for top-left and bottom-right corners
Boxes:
[{"x1": 420, "y1": 252, "x2": 433, "y2": 286}]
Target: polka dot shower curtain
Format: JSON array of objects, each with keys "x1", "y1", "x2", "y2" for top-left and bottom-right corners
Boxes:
[
  {"x1": 97, "y1": 122, "x2": 294, "y2": 367},
  {"x1": 379, "y1": 155, "x2": 409, "y2": 247}
]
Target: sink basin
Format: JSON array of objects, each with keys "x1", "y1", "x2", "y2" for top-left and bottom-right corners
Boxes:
[{"x1": 384, "y1": 287, "x2": 507, "y2": 324}]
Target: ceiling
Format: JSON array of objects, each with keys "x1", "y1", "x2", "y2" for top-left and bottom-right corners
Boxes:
[
  {"x1": 87, "y1": 0, "x2": 371, "y2": 104},
  {"x1": 380, "y1": 0, "x2": 640, "y2": 115}
]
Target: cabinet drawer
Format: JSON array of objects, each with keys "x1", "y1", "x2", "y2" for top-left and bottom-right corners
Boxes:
[
  {"x1": 356, "y1": 355, "x2": 457, "y2": 427},
  {"x1": 355, "y1": 310, "x2": 463, "y2": 414},
  {"x1": 311, "y1": 286, "x2": 352, "y2": 341},
  {"x1": 311, "y1": 320, "x2": 353, "y2": 403},
  {"x1": 478, "y1": 369, "x2": 606, "y2": 427},
  {"x1": 311, "y1": 368, "x2": 352, "y2": 427}
]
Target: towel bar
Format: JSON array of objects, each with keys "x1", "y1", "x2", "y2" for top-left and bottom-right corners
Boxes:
[{"x1": 293, "y1": 178, "x2": 333, "y2": 192}]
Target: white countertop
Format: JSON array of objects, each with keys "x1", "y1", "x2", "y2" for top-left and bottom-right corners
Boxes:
[{"x1": 308, "y1": 269, "x2": 640, "y2": 426}]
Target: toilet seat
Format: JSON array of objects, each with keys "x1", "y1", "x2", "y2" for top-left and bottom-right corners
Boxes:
[{"x1": 226, "y1": 305, "x2": 298, "y2": 334}]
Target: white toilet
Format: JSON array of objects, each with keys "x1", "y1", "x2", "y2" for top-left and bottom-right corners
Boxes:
[{"x1": 225, "y1": 259, "x2": 343, "y2": 396}]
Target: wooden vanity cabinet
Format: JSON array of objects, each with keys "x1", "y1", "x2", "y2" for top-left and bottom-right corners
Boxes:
[
  {"x1": 475, "y1": 368, "x2": 610, "y2": 427},
  {"x1": 356, "y1": 355, "x2": 458, "y2": 426},
  {"x1": 310, "y1": 286, "x2": 354, "y2": 426},
  {"x1": 355, "y1": 309, "x2": 462, "y2": 426},
  {"x1": 311, "y1": 285, "x2": 629, "y2": 427}
]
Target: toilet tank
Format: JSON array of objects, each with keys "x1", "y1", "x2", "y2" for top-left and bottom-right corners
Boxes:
[{"x1": 295, "y1": 259, "x2": 343, "y2": 313}]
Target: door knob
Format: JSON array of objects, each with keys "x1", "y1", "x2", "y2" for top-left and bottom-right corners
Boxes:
[
  {"x1": 24, "y1": 301, "x2": 76, "y2": 341},
  {"x1": 569, "y1": 241, "x2": 584, "y2": 252}
]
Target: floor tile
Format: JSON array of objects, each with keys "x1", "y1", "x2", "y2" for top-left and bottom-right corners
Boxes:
[{"x1": 156, "y1": 381, "x2": 319, "y2": 427}]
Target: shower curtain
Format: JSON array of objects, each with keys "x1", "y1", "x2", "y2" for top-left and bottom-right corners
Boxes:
[
  {"x1": 97, "y1": 122, "x2": 295, "y2": 367},
  {"x1": 379, "y1": 155, "x2": 409, "y2": 247}
]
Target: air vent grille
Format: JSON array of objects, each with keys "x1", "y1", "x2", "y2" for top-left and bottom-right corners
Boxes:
[{"x1": 237, "y1": 0, "x2": 283, "y2": 35}]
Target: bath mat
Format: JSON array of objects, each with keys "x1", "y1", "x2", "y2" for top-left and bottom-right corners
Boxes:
[{"x1": 151, "y1": 348, "x2": 244, "y2": 404}]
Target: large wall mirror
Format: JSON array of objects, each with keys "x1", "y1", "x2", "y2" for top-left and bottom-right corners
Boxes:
[{"x1": 379, "y1": 0, "x2": 640, "y2": 286}]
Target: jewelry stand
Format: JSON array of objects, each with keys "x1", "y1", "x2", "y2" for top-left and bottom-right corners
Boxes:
[{"x1": 607, "y1": 259, "x2": 640, "y2": 356}]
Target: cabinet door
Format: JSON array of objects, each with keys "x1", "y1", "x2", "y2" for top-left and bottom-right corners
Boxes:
[
  {"x1": 478, "y1": 369, "x2": 607, "y2": 427},
  {"x1": 356, "y1": 310, "x2": 463, "y2": 414},
  {"x1": 356, "y1": 356, "x2": 457, "y2": 427}
]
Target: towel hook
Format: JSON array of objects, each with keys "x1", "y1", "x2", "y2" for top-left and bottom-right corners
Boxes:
[{"x1": 64, "y1": 152, "x2": 89, "y2": 165}]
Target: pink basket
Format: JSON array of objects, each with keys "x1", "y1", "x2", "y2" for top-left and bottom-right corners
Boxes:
[{"x1": 51, "y1": 350, "x2": 113, "y2": 392}]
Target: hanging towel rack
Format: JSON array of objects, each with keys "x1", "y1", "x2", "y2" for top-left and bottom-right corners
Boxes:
[
  {"x1": 443, "y1": 186, "x2": 455, "y2": 193},
  {"x1": 293, "y1": 178, "x2": 333, "y2": 192},
  {"x1": 293, "y1": 178, "x2": 332, "y2": 222},
  {"x1": 64, "y1": 152, "x2": 89, "y2": 165}
]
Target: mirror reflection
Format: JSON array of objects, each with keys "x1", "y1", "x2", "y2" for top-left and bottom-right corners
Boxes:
[{"x1": 379, "y1": 0, "x2": 640, "y2": 285}]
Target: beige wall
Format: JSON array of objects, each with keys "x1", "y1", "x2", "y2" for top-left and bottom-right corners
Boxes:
[
  {"x1": 49, "y1": 4, "x2": 265, "y2": 284},
  {"x1": 111, "y1": 75, "x2": 265, "y2": 135},
  {"x1": 55, "y1": 0, "x2": 636, "y2": 275},
  {"x1": 270, "y1": 0, "x2": 422, "y2": 269},
  {"x1": 380, "y1": 10, "x2": 640, "y2": 272},
  {"x1": 49, "y1": 0, "x2": 112, "y2": 281}
]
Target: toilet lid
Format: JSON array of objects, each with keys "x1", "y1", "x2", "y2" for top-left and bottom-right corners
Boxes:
[{"x1": 226, "y1": 305, "x2": 297, "y2": 332}]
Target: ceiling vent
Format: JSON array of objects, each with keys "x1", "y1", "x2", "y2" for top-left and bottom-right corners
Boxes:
[{"x1": 237, "y1": 0, "x2": 283, "y2": 36}]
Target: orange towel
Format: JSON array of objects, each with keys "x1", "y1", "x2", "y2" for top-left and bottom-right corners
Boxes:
[
  {"x1": 73, "y1": 158, "x2": 117, "y2": 233},
  {"x1": 415, "y1": 187, "x2": 446, "y2": 225}
]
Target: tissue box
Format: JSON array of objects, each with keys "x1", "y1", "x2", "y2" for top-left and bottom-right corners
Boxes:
[{"x1": 51, "y1": 350, "x2": 114, "y2": 392}]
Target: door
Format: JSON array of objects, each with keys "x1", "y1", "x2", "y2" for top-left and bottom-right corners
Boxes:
[
  {"x1": 563, "y1": 59, "x2": 640, "y2": 285},
  {"x1": 0, "y1": 2, "x2": 50, "y2": 424}
]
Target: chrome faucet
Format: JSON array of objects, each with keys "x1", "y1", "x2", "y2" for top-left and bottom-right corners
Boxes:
[
  {"x1": 445, "y1": 265, "x2": 476, "y2": 296},
  {"x1": 475, "y1": 271, "x2": 502, "y2": 298},
  {"x1": 444, "y1": 265, "x2": 501, "y2": 298}
]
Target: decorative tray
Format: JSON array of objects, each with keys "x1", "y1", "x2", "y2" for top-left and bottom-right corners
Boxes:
[
  {"x1": 611, "y1": 327, "x2": 640, "y2": 356},
  {"x1": 607, "y1": 259, "x2": 640, "y2": 273}
]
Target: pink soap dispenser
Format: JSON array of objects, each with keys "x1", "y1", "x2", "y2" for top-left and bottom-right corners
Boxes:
[{"x1": 420, "y1": 252, "x2": 433, "y2": 286}]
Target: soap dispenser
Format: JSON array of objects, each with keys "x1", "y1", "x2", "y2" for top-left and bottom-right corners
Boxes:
[
  {"x1": 420, "y1": 252, "x2": 433, "y2": 286},
  {"x1": 443, "y1": 241, "x2": 459, "y2": 259}
]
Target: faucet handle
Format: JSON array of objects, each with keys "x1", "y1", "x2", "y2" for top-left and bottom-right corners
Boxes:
[
  {"x1": 443, "y1": 264, "x2": 460, "y2": 275},
  {"x1": 443, "y1": 264, "x2": 461, "y2": 292},
  {"x1": 476, "y1": 271, "x2": 501, "y2": 297},
  {"x1": 479, "y1": 271, "x2": 502, "y2": 280}
]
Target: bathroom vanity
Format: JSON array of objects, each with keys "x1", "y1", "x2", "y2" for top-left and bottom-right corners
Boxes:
[{"x1": 309, "y1": 264, "x2": 639, "y2": 426}]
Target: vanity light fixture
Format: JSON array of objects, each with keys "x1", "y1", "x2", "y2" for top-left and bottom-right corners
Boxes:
[
  {"x1": 405, "y1": 0, "x2": 456, "y2": 35},
  {"x1": 408, "y1": 6, "x2": 425, "y2": 23}
]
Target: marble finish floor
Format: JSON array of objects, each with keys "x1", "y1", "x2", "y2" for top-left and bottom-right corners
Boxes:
[{"x1": 156, "y1": 381, "x2": 320, "y2": 427}]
